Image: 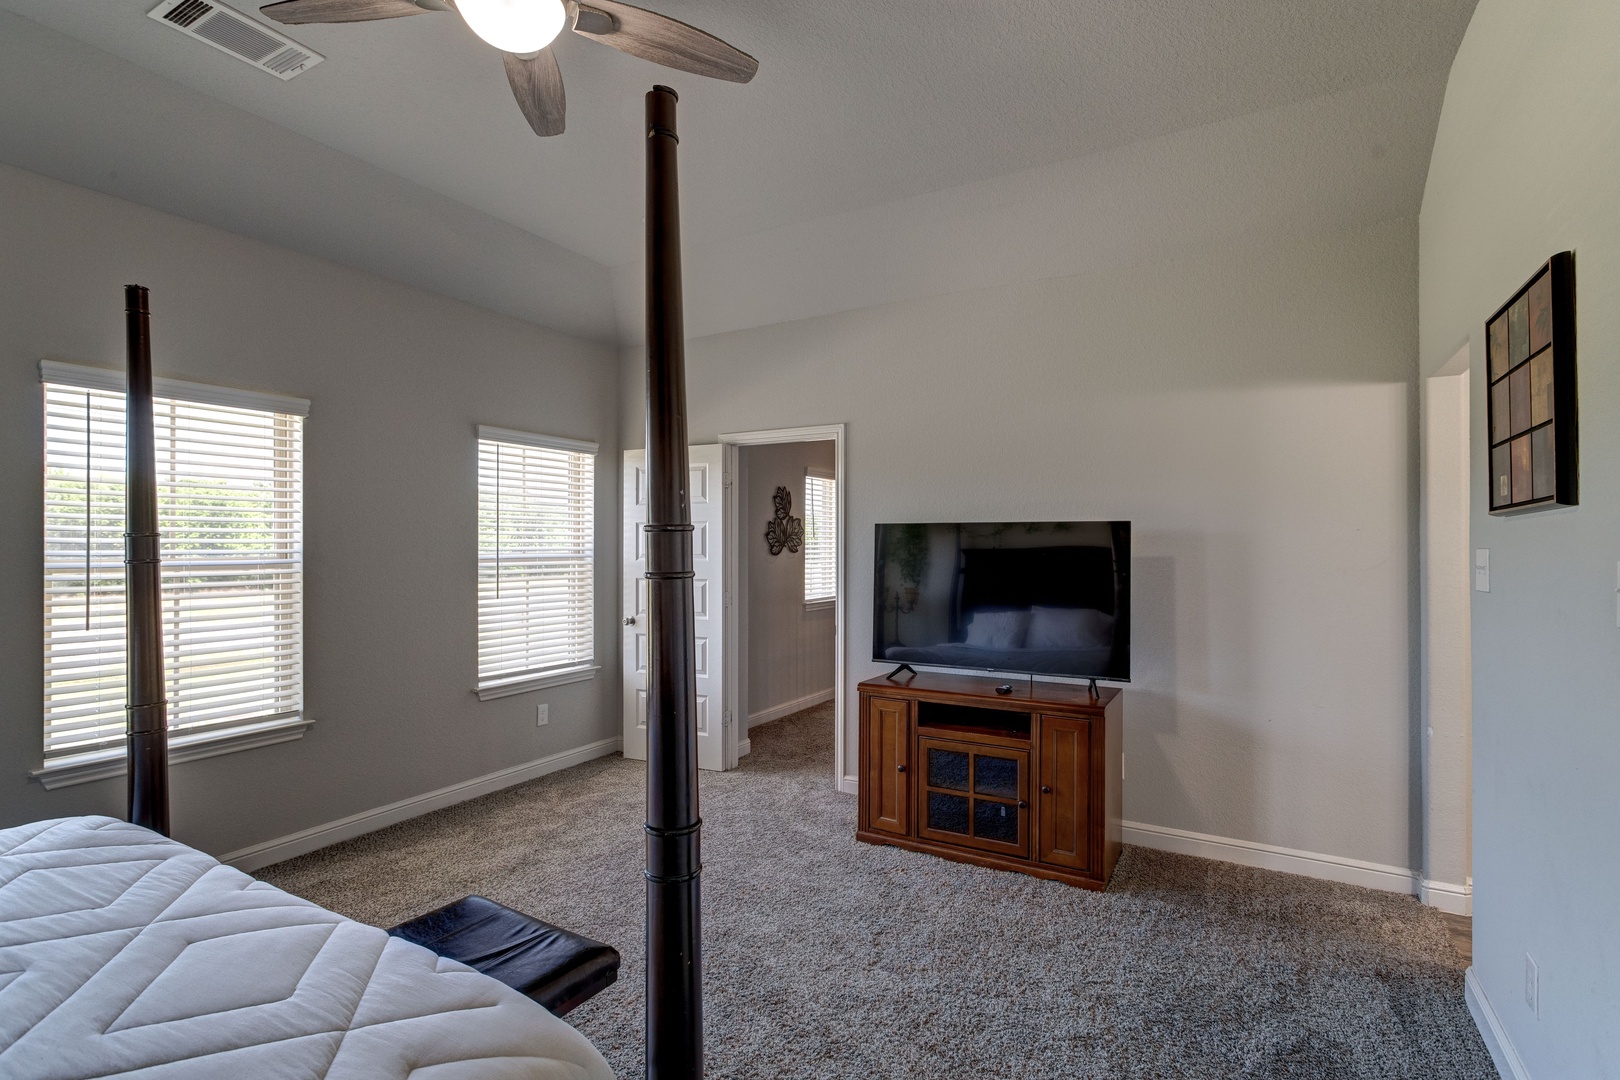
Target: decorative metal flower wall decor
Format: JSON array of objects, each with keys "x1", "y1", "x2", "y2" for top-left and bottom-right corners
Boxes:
[{"x1": 765, "y1": 486, "x2": 803, "y2": 555}]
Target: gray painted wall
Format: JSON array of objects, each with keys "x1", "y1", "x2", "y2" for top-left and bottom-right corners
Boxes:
[
  {"x1": 0, "y1": 11, "x2": 618, "y2": 344},
  {"x1": 741, "y1": 442, "x2": 837, "y2": 722},
  {"x1": 609, "y1": 72, "x2": 1455, "y2": 343},
  {"x1": 1420, "y1": 0, "x2": 1620, "y2": 1072},
  {"x1": 625, "y1": 216, "x2": 1422, "y2": 869},
  {"x1": 0, "y1": 163, "x2": 622, "y2": 858}
]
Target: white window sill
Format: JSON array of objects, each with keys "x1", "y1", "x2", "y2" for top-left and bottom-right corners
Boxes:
[
  {"x1": 31, "y1": 715, "x2": 315, "y2": 791},
  {"x1": 475, "y1": 665, "x2": 600, "y2": 701}
]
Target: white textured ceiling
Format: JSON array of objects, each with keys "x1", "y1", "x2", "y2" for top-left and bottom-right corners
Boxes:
[{"x1": 0, "y1": 0, "x2": 1477, "y2": 343}]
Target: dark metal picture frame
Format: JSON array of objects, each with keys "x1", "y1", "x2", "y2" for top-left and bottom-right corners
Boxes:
[{"x1": 1485, "y1": 251, "x2": 1577, "y2": 514}]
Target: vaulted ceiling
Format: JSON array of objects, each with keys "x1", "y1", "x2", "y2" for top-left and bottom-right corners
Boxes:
[{"x1": 0, "y1": 0, "x2": 1477, "y2": 344}]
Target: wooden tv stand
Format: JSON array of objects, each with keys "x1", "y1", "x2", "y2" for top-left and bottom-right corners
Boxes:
[{"x1": 857, "y1": 672, "x2": 1122, "y2": 890}]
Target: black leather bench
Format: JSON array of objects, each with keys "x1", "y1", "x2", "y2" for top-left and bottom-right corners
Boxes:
[{"x1": 389, "y1": 895, "x2": 620, "y2": 1017}]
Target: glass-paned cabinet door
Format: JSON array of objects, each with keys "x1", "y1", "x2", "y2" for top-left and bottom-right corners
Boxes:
[
  {"x1": 928, "y1": 746, "x2": 970, "y2": 792},
  {"x1": 916, "y1": 736, "x2": 1029, "y2": 856},
  {"x1": 927, "y1": 791, "x2": 970, "y2": 835}
]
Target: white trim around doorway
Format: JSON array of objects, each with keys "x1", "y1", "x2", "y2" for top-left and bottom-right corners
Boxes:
[
  {"x1": 719, "y1": 425, "x2": 850, "y2": 793},
  {"x1": 1419, "y1": 341, "x2": 1473, "y2": 914}
]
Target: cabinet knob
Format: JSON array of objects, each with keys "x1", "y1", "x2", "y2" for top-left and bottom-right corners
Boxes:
[
  {"x1": 896, "y1": 764, "x2": 906, "y2": 773},
  {"x1": 1041, "y1": 786, "x2": 1052, "y2": 794},
  {"x1": 1017, "y1": 800, "x2": 1028, "y2": 809}
]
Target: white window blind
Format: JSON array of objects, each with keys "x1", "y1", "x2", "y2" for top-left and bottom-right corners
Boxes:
[
  {"x1": 803, "y1": 470, "x2": 836, "y2": 603},
  {"x1": 477, "y1": 429, "x2": 596, "y2": 690},
  {"x1": 42, "y1": 373, "x2": 304, "y2": 764}
]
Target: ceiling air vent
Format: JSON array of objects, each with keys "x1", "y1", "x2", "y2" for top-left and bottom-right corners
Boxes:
[{"x1": 148, "y1": 0, "x2": 324, "y2": 81}]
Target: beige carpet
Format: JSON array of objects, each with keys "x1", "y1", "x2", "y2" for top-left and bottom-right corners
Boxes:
[{"x1": 259, "y1": 703, "x2": 1494, "y2": 1079}]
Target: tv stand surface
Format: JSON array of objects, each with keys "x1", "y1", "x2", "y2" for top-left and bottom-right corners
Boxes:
[{"x1": 857, "y1": 671, "x2": 1122, "y2": 890}]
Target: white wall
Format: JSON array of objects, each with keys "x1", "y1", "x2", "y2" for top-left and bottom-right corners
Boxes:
[
  {"x1": 0, "y1": 163, "x2": 622, "y2": 859},
  {"x1": 1420, "y1": 0, "x2": 1620, "y2": 1074},
  {"x1": 741, "y1": 442, "x2": 837, "y2": 724},
  {"x1": 625, "y1": 216, "x2": 1421, "y2": 870}
]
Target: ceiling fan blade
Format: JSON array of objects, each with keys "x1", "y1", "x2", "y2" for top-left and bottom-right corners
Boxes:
[
  {"x1": 260, "y1": 0, "x2": 431, "y2": 24},
  {"x1": 571, "y1": 0, "x2": 757, "y2": 84},
  {"x1": 504, "y1": 48, "x2": 566, "y2": 137}
]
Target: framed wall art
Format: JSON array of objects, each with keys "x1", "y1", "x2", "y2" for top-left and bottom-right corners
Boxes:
[{"x1": 1486, "y1": 251, "x2": 1577, "y2": 514}]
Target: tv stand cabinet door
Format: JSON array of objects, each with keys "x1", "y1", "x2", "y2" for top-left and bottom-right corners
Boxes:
[
  {"x1": 865, "y1": 696, "x2": 912, "y2": 835},
  {"x1": 1037, "y1": 715, "x2": 1092, "y2": 872},
  {"x1": 914, "y1": 736, "x2": 1030, "y2": 858}
]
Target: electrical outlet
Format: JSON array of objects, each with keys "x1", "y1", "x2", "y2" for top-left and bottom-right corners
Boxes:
[
  {"x1": 1525, "y1": 954, "x2": 1539, "y2": 1016},
  {"x1": 536, "y1": 704, "x2": 549, "y2": 727}
]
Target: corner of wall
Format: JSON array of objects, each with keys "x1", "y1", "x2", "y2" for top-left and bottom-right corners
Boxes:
[{"x1": 1466, "y1": 967, "x2": 1530, "y2": 1080}]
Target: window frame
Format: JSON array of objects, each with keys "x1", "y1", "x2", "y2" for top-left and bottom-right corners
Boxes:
[
  {"x1": 32, "y1": 360, "x2": 312, "y2": 790},
  {"x1": 802, "y1": 466, "x2": 837, "y2": 607},
  {"x1": 473, "y1": 425, "x2": 600, "y2": 701}
]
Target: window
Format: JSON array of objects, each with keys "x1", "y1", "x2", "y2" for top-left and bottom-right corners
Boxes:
[
  {"x1": 476, "y1": 427, "x2": 597, "y2": 697},
  {"x1": 41, "y1": 361, "x2": 306, "y2": 774},
  {"x1": 803, "y1": 468, "x2": 837, "y2": 604}
]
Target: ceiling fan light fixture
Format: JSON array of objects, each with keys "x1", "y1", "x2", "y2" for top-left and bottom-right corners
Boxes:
[{"x1": 457, "y1": 0, "x2": 566, "y2": 54}]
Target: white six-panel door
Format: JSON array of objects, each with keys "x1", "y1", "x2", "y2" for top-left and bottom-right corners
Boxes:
[{"x1": 623, "y1": 446, "x2": 727, "y2": 771}]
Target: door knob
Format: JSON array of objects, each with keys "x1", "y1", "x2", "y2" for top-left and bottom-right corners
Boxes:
[
  {"x1": 624, "y1": 616, "x2": 636, "y2": 626},
  {"x1": 1040, "y1": 786, "x2": 1052, "y2": 794}
]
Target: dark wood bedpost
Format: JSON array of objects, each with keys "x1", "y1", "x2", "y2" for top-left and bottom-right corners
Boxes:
[
  {"x1": 643, "y1": 85, "x2": 702, "y2": 1080},
  {"x1": 125, "y1": 285, "x2": 170, "y2": 836}
]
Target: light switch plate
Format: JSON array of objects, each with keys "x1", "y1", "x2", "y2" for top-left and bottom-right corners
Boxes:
[
  {"x1": 536, "y1": 704, "x2": 549, "y2": 727},
  {"x1": 1525, "y1": 954, "x2": 1539, "y2": 1016},
  {"x1": 1474, "y1": 549, "x2": 1490, "y2": 593}
]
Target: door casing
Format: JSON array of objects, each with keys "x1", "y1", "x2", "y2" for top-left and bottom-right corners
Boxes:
[{"x1": 719, "y1": 425, "x2": 848, "y2": 787}]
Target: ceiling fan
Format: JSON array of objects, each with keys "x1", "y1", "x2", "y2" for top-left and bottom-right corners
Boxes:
[{"x1": 258, "y1": 0, "x2": 756, "y2": 136}]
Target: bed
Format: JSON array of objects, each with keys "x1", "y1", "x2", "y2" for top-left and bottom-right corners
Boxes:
[{"x1": 0, "y1": 816, "x2": 615, "y2": 1080}]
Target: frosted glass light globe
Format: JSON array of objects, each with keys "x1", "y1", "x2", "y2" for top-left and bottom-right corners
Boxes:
[{"x1": 457, "y1": 0, "x2": 567, "y2": 54}]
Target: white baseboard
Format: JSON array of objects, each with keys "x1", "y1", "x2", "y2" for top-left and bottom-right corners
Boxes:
[
  {"x1": 748, "y1": 688, "x2": 834, "y2": 730},
  {"x1": 1466, "y1": 966, "x2": 1529, "y2": 1080},
  {"x1": 1121, "y1": 820, "x2": 1419, "y2": 895},
  {"x1": 221, "y1": 736, "x2": 623, "y2": 873},
  {"x1": 1420, "y1": 877, "x2": 1473, "y2": 915},
  {"x1": 737, "y1": 738, "x2": 751, "y2": 758},
  {"x1": 837, "y1": 774, "x2": 857, "y2": 795}
]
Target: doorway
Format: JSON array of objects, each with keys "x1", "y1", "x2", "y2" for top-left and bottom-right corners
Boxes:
[
  {"x1": 722, "y1": 425, "x2": 847, "y2": 787},
  {"x1": 1420, "y1": 344, "x2": 1473, "y2": 914}
]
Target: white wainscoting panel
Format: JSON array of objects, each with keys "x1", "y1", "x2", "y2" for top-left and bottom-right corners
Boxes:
[
  {"x1": 1420, "y1": 878, "x2": 1473, "y2": 915},
  {"x1": 747, "y1": 688, "x2": 835, "y2": 730},
  {"x1": 1466, "y1": 966, "x2": 1531, "y2": 1080},
  {"x1": 222, "y1": 737, "x2": 622, "y2": 872},
  {"x1": 1122, "y1": 820, "x2": 1420, "y2": 895}
]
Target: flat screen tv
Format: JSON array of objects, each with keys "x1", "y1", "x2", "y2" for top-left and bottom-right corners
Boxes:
[{"x1": 873, "y1": 521, "x2": 1130, "y2": 681}]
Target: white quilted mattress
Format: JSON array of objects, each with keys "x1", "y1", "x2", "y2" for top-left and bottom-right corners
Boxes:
[{"x1": 0, "y1": 816, "x2": 616, "y2": 1080}]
